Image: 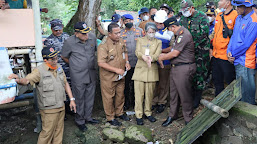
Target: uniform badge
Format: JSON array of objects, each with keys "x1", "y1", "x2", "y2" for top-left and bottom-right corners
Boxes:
[
  {"x1": 215, "y1": 19, "x2": 218, "y2": 24},
  {"x1": 179, "y1": 30, "x2": 184, "y2": 35},
  {"x1": 57, "y1": 67, "x2": 61, "y2": 72},
  {"x1": 242, "y1": 24, "x2": 245, "y2": 29},
  {"x1": 110, "y1": 55, "x2": 114, "y2": 60},
  {"x1": 49, "y1": 48, "x2": 54, "y2": 52},
  {"x1": 177, "y1": 36, "x2": 183, "y2": 43},
  {"x1": 83, "y1": 24, "x2": 87, "y2": 29},
  {"x1": 228, "y1": 19, "x2": 232, "y2": 24}
]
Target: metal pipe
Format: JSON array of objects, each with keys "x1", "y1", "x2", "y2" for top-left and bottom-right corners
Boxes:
[
  {"x1": 0, "y1": 99, "x2": 34, "y2": 110},
  {"x1": 200, "y1": 99, "x2": 229, "y2": 118},
  {"x1": 14, "y1": 93, "x2": 34, "y2": 101},
  {"x1": 32, "y1": 0, "x2": 43, "y2": 66},
  {"x1": 8, "y1": 49, "x2": 35, "y2": 55}
]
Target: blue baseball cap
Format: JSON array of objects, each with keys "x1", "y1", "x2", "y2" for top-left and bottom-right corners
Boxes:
[
  {"x1": 111, "y1": 14, "x2": 121, "y2": 22},
  {"x1": 140, "y1": 7, "x2": 149, "y2": 14},
  {"x1": 231, "y1": 0, "x2": 254, "y2": 7},
  {"x1": 123, "y1": 14, "x2": 134, "y2": 20}
]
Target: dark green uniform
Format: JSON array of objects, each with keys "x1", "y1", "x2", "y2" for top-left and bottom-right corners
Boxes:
[{"x1": 180, "y1": 10, "x2": 210, "y2": 91}]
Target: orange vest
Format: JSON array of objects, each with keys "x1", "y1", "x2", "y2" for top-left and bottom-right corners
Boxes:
[{"x1": 213, "y1": 10, "x2": 238, "y2": 60}]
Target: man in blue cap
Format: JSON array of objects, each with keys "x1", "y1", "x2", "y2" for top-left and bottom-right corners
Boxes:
[
  {"x1": 227, "y1": 0, "x2": 257, "y2": 105},
  {"x1": 121, "y1": 14, "x2": 143, "y2": 110},
  {"x1": 96, "y1": 14, "x2": 123, "y2": 36},
  {"x1": 138, "y1": 7, "x2": 150, "y2": 31}
]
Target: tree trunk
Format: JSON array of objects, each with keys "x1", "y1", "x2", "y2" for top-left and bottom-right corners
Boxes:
[{"x1": 65, "y1": 0, "x2": 102, "y2": 35}]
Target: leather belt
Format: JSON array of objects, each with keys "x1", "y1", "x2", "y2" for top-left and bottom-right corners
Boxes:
[{"x1": 171, "y1": 62, "x2": 195, "y2": 67}]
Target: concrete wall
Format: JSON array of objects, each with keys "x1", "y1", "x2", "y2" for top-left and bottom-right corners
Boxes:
[{"x1": 198, "y1": 101, "x2": 257, "y2": 144}]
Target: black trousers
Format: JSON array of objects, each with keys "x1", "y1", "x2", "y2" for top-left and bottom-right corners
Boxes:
[
  {"x1": 212, "y1": 57, "x2": 236, "y2": 96},
  {"x1": 124, "y1": 67, "x2": 135, "y2": 108}
]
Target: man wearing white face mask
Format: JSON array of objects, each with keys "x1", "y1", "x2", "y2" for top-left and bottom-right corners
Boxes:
[
  {"x1": 138, "y1": 7, "x2": 150, "y2": 33},
  {"x1": 179, "y1": 0, "x2": 211, "y2": 109},
  {"x1": 205, "y1": 8, "x2": 216, "y2": 35}
]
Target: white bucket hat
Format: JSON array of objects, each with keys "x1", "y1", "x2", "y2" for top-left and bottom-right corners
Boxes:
[{"x1": 154, "y1": 10, "x2": 168, "y2": 23}]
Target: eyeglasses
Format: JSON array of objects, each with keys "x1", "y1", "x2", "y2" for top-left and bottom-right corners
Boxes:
[{"x1": 49, "y1": 57, "x2": 58, "y2": 62}]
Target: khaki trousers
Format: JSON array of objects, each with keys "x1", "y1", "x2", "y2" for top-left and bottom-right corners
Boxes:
[
  {"x1": 38, "y1": 106, "x2": 65, "y2": 144},
  {"x1": 134, "y1": 81, "x2": 156, "y2": 118},
  {"x1": 100, "y1": 79, "x2": 125, "y2": 121},
  {"x1": 153, "y1": 65, "x2": 170, "y2": 105}
]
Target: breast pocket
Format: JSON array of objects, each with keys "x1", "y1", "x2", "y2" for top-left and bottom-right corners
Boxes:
[{"x1": 42, "y1": 76, "x2": 56, "y2": 107}]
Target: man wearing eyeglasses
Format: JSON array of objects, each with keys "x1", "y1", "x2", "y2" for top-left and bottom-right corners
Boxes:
[
  {"x1": 179, "y1": 0, "x2": 210, "y2": 109},
  {"x1": 61, "y1": 22, "x2": 99, "y2": 132},
  {"x1": 44, "y1": 19, "x2": 71, "y2": 120}
]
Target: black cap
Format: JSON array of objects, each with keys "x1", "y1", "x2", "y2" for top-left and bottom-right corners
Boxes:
[
  {"x1": 164, "y1": 16, "x2": 178, "y2": 28},
  {"x1": 160, "y1": 3, "x2": 170, "y2": 9},
  {"x1": 169, "y1": 7, "x2": 174, "y2": 13},
  {"x1": 206, "y1": 1, "x2": 215, "y2": 7},
  {"x1": 205, "y1": 8, "x2": 215, "y2": 15},
  {"x1": 74, "y1": 22, "x2": 92, "y2": 34},
  {"x1": 42, "y1": 46, "x2": 59, "y2": 59}
]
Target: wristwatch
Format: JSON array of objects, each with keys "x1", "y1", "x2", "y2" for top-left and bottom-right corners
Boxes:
[{"x1": 70, "y1": 98, "x2": 75, "y2": 101}]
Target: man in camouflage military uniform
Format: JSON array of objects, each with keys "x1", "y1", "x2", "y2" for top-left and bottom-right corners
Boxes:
[
  {"x1": 179, "y1": 0, "x2": 210, "y2": 108},
  {"x1": 44, "y1": 19, "x2": 71, "y2": 115}
]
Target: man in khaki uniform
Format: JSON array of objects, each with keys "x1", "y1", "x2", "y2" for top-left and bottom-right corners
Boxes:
[
  {"x1": 98, "y1": 23, "x2": 131, "y2": 126},
  {"x1": 159, "y1": 17, "x2": 196, "y2": 126},
  {"x1": 8, "y1": 46, "x2": 76, "y2": 144}
]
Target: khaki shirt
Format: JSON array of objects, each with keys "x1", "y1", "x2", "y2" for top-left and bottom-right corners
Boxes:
[
  {"x1": 171, "y1": 26, "x2": 195, "y2": 64},
  {"x1": 26, "y1": 63, "x2": 67, "y2": 85},
  {"x1": 132, "y1": 37, "x2": 162, "y2": 82},
  {"x1": 97, "y1": 37, "x2": 127, "y2": 82}
]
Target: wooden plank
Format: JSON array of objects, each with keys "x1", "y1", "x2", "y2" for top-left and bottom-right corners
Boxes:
[
  {"x1": 175, "y1": 78, "x2": 241, "y2": 144},
  {"x1": 0, "y1": 9, "x2": 35, "y2": 47}
]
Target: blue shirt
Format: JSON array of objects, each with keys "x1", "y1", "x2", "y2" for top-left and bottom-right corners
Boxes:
[
  {"x1": 209, "y1": 20, "x2": 215, "y2": 35},
  {"x1": 227, "y1": 10, "x2": 257, "y2": 69},
  {"x1": 155, "y1": 28, "x2": 172, "y2": 65}
]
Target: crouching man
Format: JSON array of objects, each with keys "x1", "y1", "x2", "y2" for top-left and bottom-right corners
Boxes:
[{"x1": 8, "y1": 46, "x2": 76, "y2": 144}]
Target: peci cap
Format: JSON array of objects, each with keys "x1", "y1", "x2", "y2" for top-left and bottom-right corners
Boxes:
[{"x1": 74, "y1": 22, "x2": 92, "y2": 34}]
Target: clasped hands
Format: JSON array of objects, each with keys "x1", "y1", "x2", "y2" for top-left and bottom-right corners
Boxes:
[{"x1": 142, "y1": 55, "x2": 152, "y2": 68}]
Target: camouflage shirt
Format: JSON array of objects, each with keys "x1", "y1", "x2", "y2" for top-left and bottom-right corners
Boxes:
[
  {"x1": 44, "y1": 32, "x2": 70, "y2": 69},
  {"x1": 180, "y1": 11, "x2": 210, "y2": 90}
]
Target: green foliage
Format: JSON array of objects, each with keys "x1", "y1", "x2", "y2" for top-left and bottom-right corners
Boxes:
[
  {"x1": 39, "y1": 0, "x2": 79, "y2": 35},
  {"x1": 101, "y1": 0, "x2": 220, "y2": 19}
]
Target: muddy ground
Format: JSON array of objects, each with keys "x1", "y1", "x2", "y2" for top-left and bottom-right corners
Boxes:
[{"x1": 0, "y1": 88, "x2": 215, "y2": 144}]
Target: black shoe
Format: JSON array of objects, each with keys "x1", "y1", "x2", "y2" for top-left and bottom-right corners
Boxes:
[
  {"x1": 162, "y1": 117, "x2": 173, "y2": 127},
  {"x1": 151, "y1": 104, "x2": 158, "y2": 110},
  {"x1": 108, "y1": 119, "x2": 121, "y2": 126},
  {"x1": 86, "y1": 119, "x2": 99, "y2": 124},
  {"x1": 123, "y1": 105, "x2": 129, "y2": 111},
  {"x1": 146, "y1": 116, "x2": 156, "y2": 122},
  {"x1": 136, "y1": 118, "x2": 144, "y2": 125},
  {"x1": 156, "y1": 104, "x2": 166, "y2": 113},
  {"x1": 64, "y1": 114, "x2": 68, "y2": 121},
  {"x1": 117, "y1": 114, "x2": 131, "y2": 121},
  {"x1": 77, "y1": 124, "x2": 87, "y2": 132}
]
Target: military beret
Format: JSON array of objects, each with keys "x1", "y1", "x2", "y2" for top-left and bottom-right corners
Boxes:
[{"x1": 123, "y1": 14, "x2": 134, "y2": 20}]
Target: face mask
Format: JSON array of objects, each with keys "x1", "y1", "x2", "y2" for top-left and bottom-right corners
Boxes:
[
  {"x1": 147, "y1": 33, "x2": 155, "y2": 38},
  {"x1": 125, "y1": 22, "x2": 133, "y2": 29},
  {"x1": 208, "y1": 16, "x2": 213, "y2": 23},
  {"x1": 98, "y1": 16, "x2": 101, "y2": 21},
  {"x1": 220, "y1": 2, "x2": 228, "y2": 12},
  {"x1": 117, "y1": 22, "x2": 121, "y2": 27},
  {"x1": 182, "y1": 9, "x2": 192, "y2": 17},
  {"x1": 143, "y1": 15, "x2": 149, "y2": 21}
]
